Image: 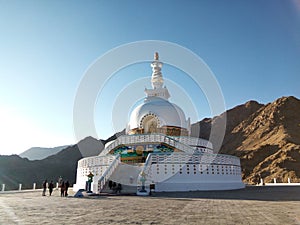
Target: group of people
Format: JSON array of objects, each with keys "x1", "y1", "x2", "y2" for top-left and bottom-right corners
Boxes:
[
  {"x1": 108, "y1": 180, "x2": 122, "y2": 194},
  {"x1": 59, "y1": 179, "x2": 70, "y2": 197},
  {"x1": 42, "y1": 180, "x2": 54, "y2": 196},
  {"x1": 42, "y1": 177, "x2": 70, "y2": 197}
]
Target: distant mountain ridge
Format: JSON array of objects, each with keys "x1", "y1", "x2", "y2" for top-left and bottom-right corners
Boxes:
[
  {"x1": 19, "y1": 130, "x2": 126, "y2": 160},
  {"x1": 0, "y1": 136, "x2": 108, "y2": 190},
  {"x1": 20, "y1": 145, "x2": 70, "y2": 160}
]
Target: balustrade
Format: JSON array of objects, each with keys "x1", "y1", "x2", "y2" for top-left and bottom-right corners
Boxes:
[
  {"x1": 101, "y1": 133, "x2": 200, "y2": 156},
  {"x1": 97, "y1": 154, "x2": 121, "y2": 193}
]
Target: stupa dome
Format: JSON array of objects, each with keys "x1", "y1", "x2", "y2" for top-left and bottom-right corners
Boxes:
[{"x1": 128, "y1": 96, "x2": 189, "y2": 131}]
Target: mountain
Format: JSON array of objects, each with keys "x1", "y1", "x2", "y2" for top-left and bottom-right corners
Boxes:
[
  {"x1": 191, "y1": 100, "x2": 264, "y2": 151},
  {"x1": 19, "y1": 145, "x2": 70, "y2": 160},
  {"x1": 0, "y1": 136, "x2": 106, "y2": 190},
  {"x1": 224, "y1": 96, "x2": 300, "y2": 184},
  {"x1": 191, "y1": 96, "x2": 300, "y2": 184},
  {"x1": 0, "y1": 146, "x2": 82, "y2": 191},
  {"x1": 19, "y1": 135, "x2": 108, "y2": 160},
  {"x1": 77, "y1": 136, "x2": 105, "y2": 157},
  {"x1": 103, "y1": 129, "x2": 126, "y2": 144}
]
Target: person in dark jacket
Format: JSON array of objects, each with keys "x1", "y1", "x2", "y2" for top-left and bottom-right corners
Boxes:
[
  {"x1": 64, "y1": 180, "x2": 70, "y2": 197},
  {"x1": 42, "y1": 180, "x2": 47, "y2": 196},
  {"x1": 116, "y1": 183, "x2": 122, "y2": 194},
  {"x1": 60, "y1": 181, "x2": 65, "y2": 197},
  {"x1": 108, "y1": 180, "x2": 113, "y2": 190},
  {"x1": 48, "y1": 181, "x2": 54, "y2": 196}
]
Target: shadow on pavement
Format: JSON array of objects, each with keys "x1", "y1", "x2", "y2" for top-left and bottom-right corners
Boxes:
[{"x1": 150, "y1": 186, "x2": 300, "y2": 201}]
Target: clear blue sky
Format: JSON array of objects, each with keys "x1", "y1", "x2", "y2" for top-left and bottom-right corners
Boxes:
[{"x1": 0, "y1": 0, "x2": 299, "y2": 155}]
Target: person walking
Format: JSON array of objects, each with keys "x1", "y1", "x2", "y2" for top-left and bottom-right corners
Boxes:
[
  {"x1": 108, "y1": 180, "x2": 113, "y2": 190},
  {"x1": 48, "y1": 181, "x2": 54, "y2": 196},
  {"x1": 116, "y1": 183, "x2": 122, "y2": 194},
  {"x1": 42, "y1": 180, "x2": 47, "y2": 196},
  {"x1": 60, "y1": 181, "x2": 65, "y2": 197},
  {"x1": 64, "y1": 180, "x2": 70, "y2": 197},
  {"x1": 58, "y1": 176, "x2": 63, "y2": 188}
]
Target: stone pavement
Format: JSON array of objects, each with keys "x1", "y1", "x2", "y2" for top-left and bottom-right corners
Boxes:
[{"x1": 0, "y1": 186, "x2": 300, "y2": 224}]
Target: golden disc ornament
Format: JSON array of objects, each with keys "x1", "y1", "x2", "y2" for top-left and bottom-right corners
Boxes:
[{"x1": 136, "y1": 146, "x2": 144, "y2": 155}]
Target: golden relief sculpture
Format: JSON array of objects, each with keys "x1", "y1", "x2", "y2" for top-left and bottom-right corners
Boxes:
[{"x1": 149, "y1": 121, "x2": 157, "y2": 133}]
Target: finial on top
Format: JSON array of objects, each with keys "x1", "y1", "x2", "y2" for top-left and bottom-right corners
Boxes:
[{"x1": 154, "y1": 52, "x2": 159, "y2": 60}]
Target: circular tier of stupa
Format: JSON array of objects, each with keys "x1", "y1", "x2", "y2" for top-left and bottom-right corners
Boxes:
[{"x1": 74, "y1": 52, "x2": 244, "y2": 194}]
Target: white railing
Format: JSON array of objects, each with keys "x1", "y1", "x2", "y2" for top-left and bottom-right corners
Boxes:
[
  {"x1": 138, "y1": 152, "x2": 241, "y2": 187},
  {"x1": 100, "y1": 133, "x2": 205, "y2": 156},
  {"x1": 170, "y1": 136, "x2": 213, "y2": 149},
  {"x1": 137, "y1": 153, "x2": 154, "y2": 186},
  {"x1": 78, "y1": 155, "x2": 116, "y2": 168},
  {"x1": 77, "y1": 155, "x2": 117, "y2": 181},
  {"x1": 149, "y1": 152, "x2": 241, "y2": 166},
  {"x1": 97, "y1": 154, "x2": 121, "y2": 193}
]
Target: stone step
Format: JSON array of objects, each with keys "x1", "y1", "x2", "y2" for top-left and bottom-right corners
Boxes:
[
  {"x1": 101, "y1": 183, "x2": 137, "y2": 194},
  {"x1": 108, "y1": 163, "x2": 142, "y2": 186},
  {"x1": 100, "y1": 163, "x2": 142, "y2": 194}
]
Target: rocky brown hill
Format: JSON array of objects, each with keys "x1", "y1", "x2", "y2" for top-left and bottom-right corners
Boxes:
[{"x1": 192, "y1": 96, "x2": 300, "y2": 184}]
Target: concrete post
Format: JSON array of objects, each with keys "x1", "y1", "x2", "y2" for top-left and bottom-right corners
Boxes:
[
  {"x1": 2, "y1": 184, "x2": 5, "y2": 192},
  {"x1": 19, "y1": 184, "x2": 22, "y2": 191},
  {"x1": 33, "y1": 183, "x2": 36, "y2": 190},
  {"x1": 260, "y1": 178, "x2": 264, "y2": 185},
  {"x1": 274, "y1": 178, "x2": 277, "y2": 183},
  {"x1": 288, "y1": 177, "x2": 291, "y2": 183}
]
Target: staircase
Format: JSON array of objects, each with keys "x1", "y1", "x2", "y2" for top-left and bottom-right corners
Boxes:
[
  {"x1": 100, "y1": 182, "x2": 138, "y2": 195},
  {"x1": 100, "y1": 163, "x2": 142, "y2": 194}
]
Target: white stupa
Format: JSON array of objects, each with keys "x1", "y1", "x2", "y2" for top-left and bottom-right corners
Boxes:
[{"x1": 74, "y1": 52, "x2": 245, "y2": 194}]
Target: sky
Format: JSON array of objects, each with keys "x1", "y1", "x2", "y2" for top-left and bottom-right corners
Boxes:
[{"x1": 0, "y1": 0, "x2": 299, "y2": 155}]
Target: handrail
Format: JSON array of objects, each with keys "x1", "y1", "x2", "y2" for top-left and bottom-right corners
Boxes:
[
  {"x1": 78, "y1": 154, "x2": 116, "y2": 168},
  {"x1": 137, "y1": 153, "x2": 153, "y2": 187},
  {"x1": 97, "y1": 154, "x2": 121, "y2": 193},
  {"x1": 171, "y1": 136, "x2": 213, "y2": 150},
  {"x1": 100, "y1": 133, "x2": 200, "y2": 156}
]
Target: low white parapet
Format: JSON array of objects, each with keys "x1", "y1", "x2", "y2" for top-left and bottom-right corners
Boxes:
[
  {"x1": 258, "y1": 177, "x2": 300, "y2": 186},
  {"x1": 154, "y1": 181, "x2": 245, "y2": 192},
  {"x1": 264, "y1": 183, "x2": 300, "y2": 186}
]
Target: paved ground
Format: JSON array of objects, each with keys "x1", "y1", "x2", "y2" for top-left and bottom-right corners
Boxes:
[{"x1": 1, "y1": 186, "x2": 300, "y2": 224}]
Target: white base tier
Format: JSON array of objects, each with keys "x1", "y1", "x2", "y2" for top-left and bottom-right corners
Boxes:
[{"x1": 154, "y1": 181, "x2": 245, "y2": 192}]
